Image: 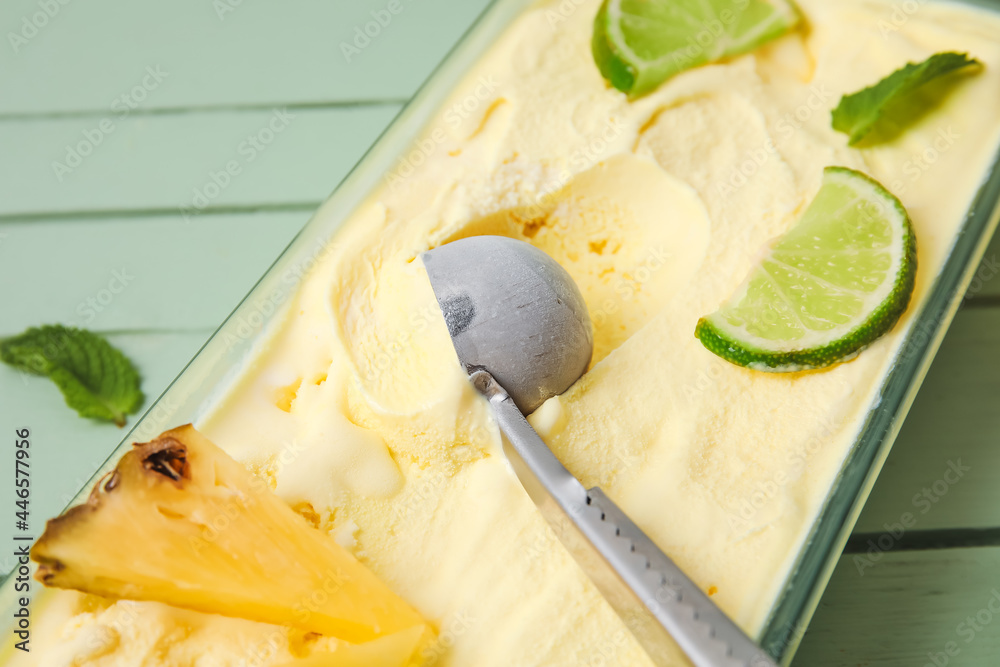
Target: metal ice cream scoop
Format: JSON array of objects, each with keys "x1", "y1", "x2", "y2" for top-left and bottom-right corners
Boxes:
[{"x1": 422, "y1": 236, "x2": 778, "y2": 667}]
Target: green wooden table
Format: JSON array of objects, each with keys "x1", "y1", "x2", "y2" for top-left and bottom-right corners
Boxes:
[{"x1": 2, "y1": 0, "x2": 998, "y2": 663}]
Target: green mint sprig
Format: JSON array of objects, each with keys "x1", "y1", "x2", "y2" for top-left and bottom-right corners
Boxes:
[
  {"x1": 832, "y1": 52, "x2": 981, "y2": 145},
  {"x1": 1, "y1": 325, "x2": 144, "y2": 426}
]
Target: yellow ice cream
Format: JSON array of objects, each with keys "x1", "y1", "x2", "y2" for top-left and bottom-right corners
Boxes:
[{"x1": 11, "y1": 0, "x2": 1000, "y2": 665}]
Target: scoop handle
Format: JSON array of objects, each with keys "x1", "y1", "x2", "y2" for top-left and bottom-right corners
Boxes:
[
  {"x1": 470, "y1": 369, "x2": 777, "y2": 667},
  {"x1": 581, "y1": 487, "x2": 778, "y2": 667}
]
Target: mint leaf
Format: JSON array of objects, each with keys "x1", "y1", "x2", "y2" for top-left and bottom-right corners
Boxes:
[
  {"x1": 1, "y1": 325, "x2": 144, "y2": 426},
  {"x1": 832, "y1": 52, "x2": 981, "y2": 145}
]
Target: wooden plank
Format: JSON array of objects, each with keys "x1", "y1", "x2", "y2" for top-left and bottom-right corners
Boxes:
[
  {"x1": 0, "y1": 211, "x2": 306, "y2": 333},
  {"x1": 0, "y1": 210, "x2": 305, "y2": 538},
  {"x1": 856, "y1": 307, "x2": 1000, "y2": 533},
  {"x1": 0, "y1": 330, "x2": 211, "y2": 573},
  {"x1": 794, "y1": 546, "x2": 1000, "y2": 666},
  {"x1": 0, "y1": 0, "x2": 493, "y2": 115},
  {"x1": 0, "y1": 106, "x2": 400, "y2": 216}
]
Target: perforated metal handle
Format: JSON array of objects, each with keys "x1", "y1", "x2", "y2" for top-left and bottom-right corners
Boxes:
[
  {"x1": 579, "y1": 487, "x2": 777, "y2": 667},
  {"x1": 471, "y1": 370, "x2": 778, "y2": 667}
]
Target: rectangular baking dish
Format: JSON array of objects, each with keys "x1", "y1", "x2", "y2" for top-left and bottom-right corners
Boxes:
[{"x1": 4, "y1": 0, "x2": 1000, "y2": 663}]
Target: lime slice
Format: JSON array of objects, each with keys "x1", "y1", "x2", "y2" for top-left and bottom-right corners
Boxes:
[
  {"x1": 592, "y1": 0, "x2": 800, "y2": 96},
  {"x1": 695, "y1": 167, "x2": 917, "y2": 372}
]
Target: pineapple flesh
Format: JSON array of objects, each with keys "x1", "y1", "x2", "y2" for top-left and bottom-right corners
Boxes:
[
  {"x1": 31, "y1": 425, "x2": 431, "y2": 646},
  {"x1": 276, "y1": 625, "x2": 428, "y2": 666}
]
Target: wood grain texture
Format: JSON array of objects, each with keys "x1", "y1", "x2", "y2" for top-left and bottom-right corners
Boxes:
[
  {"x1": 794, "y1": 546, "x2": 1000, "y2": 666},
  {"x1": 0, "y1": 211, "x2": 307, "y2": 333},
  {"x1": 857, "y1": 307, "x2": 1000, "y2": 533},
  {"x1": 0, "y1": 106, "x2": 400, "y2": 216},
  {"x1": 0, "y1": 0, "x2": 493, "y2": 114}
]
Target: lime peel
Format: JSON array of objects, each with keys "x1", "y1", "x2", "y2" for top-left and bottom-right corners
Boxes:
[
  {"x1": 592, "y1": 0, "x2": 800, "y2": 96},
  {"x1": 695, "y1": 166, "x2": 917, "y2": 372}
]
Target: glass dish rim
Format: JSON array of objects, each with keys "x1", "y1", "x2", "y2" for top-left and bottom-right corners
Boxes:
[{"x1": 4, "y1": 0, "x2": 1000, "y2": 664}]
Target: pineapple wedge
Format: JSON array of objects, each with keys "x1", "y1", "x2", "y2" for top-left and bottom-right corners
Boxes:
[{"x1": 32, "y1": 425, "x2": 431, "y2": 646}]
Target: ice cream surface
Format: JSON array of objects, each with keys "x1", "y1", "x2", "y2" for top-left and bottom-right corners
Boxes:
[{"x1": 12, "y1": 0, "x2": 1000, "y2": 665}]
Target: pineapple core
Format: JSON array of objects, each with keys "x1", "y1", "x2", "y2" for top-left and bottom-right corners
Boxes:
[{"x1": 31, "y1": 424, "x2": 431, "y2": 645}]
